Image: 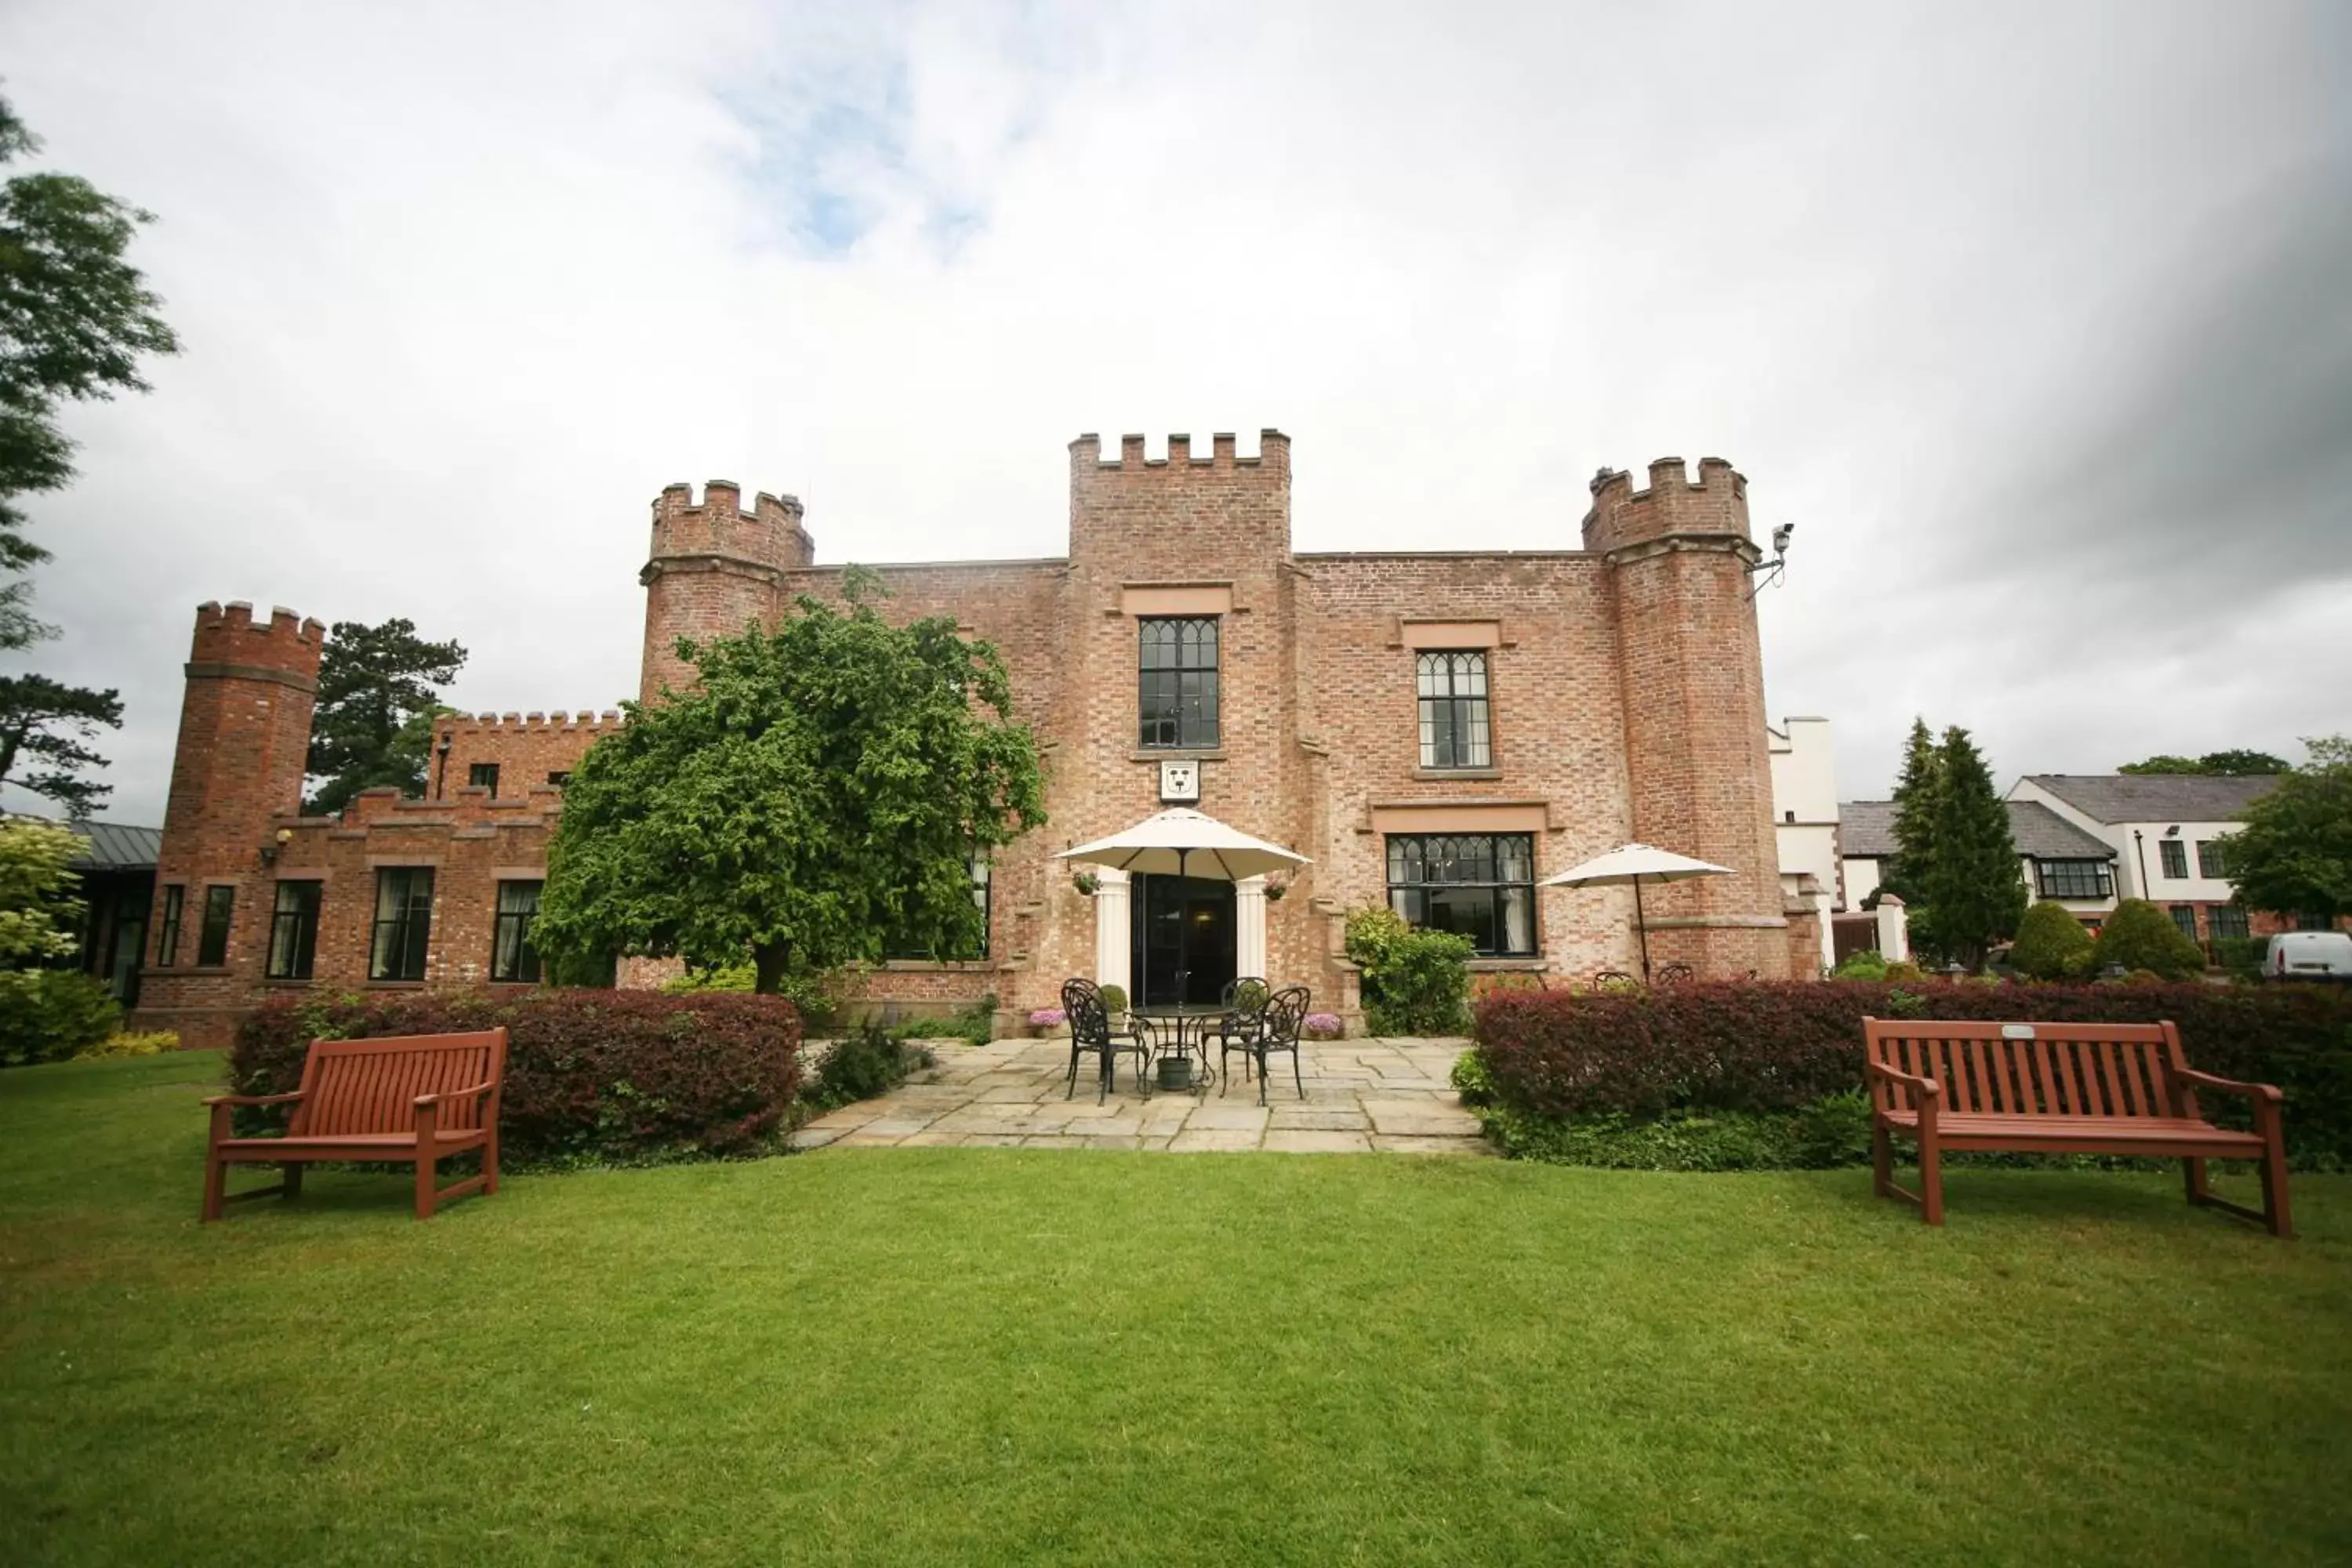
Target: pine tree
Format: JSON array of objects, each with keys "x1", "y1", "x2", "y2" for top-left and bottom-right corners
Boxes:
[
  {"x1": 1883, "y1": 717, "x2": 1943, "y2": 938},
  {"x1": 1921, "y1": 726, "x2": 2028, "y2": 970}
]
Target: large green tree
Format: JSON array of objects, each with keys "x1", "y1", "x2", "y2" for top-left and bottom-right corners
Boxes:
[
  {"x1": 1879, "y1": 717, "x2": 1941, "y2": 913},
  {"x1": 2216, "y1": 736, "x2": 2352, "y2": 925},
  {"x1": 2118, "y1": 749, "x2": 2291, "y2": 776},
  {"x1": 0, "y1": 673, "x2": 121, "y2": 817},
  {"x1": 0, "y1": 93, "x2": 175, "y2": 809},
  {"x1": 305, "y1": 619, "x2": 466, "y2": 814},
  {"x1": 535, "y1": 570, "x2": 1047, "y2": 994}
]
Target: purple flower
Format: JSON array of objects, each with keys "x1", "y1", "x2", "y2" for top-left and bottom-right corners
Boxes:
[
  {"x1": 1028, "y1": 1008, "x2": 1066, "y2": 1027},
  {"x1": 1304, "y1": 1012, "x2": 1343, "y2": 1036}
]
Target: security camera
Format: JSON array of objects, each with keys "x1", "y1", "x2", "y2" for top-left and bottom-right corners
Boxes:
[{"x1": 1771, "y1": 522, "x2": 1795, "y2": 556}]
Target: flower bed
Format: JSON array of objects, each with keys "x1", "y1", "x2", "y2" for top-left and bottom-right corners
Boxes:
[
  {"x1": 230, "y1": 988, "x2": 804, "y2": 1167},
  {"x1": 1471, "y1": 980, "x2": 2352, "y2": 1171}
]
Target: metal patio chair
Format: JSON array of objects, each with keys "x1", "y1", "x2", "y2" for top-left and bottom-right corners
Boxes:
[
  {"x1": 1210, "y1": 977, "x2": 1271, "y2": 1094},
  {"x1": 1237, "y1": 985, "x2": 1312, "y2": 1106},
  {"x1": 1061, "y1": 978, "x2": 1147, "y2": 1104}
]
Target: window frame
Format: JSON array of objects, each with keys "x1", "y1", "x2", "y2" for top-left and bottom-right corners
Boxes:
[
  {"x1": 368, "y1": 866, "x2": 435, "y2": 982},
  {"x1": 2034, "y1": 858, "x2": 2114, "y2": 900},
  {"x1": 2207, "y1": 905, "x2": 2249, "y2": 942},
  {"x1": 2196, "y1": 840, "x2": 2230, "y2": 879},
  {"x1": 1383, "y1": 832, "x2": 1538, "y2": 958},
  {"x1": 2168, "y1": 904, "x2": 2200, "y2": 942},
  {"x1": 155, "y1": 884, "x2": 184, "y2": 967},
  {"x1": 2158, "y1": 838, "x2": 2188, "y2": 880},
  {"x1": 490, "y1": 879, "x2": 543, "y2": 984},
  {"x1": 1416, "y1": 650, "x2": 1494, "y2": 771},
  {"x1": 265, "y1": 880, "x2": 322, "y2": 981},
  {"x1": 196, "y1": 885, "x2": 235, "y2": 967},
  {"x1": 468, "y1": 761, "x2": 500, "y2": 796},
  {"x1": 1137, "y1": 615, "x2": 1220, "y2": 750}
]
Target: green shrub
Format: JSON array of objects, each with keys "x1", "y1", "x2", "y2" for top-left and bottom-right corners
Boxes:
[
  {"x1": 1099, "y1": 983, "x2": 1127, "y2": 1017},
  {"x1": 2095, "y1": 899, "x2": 2209, "y2": 980},
  {"x1": 0, "y1": 970, "x2": 122, "y2": 1067},
  {"x1": 78, "y1": 1029, "x2": 178, "y2": 1059},
  {"x1": 663, "y1": 960, "x2": 845, "y2": 1032},
  {"x1": 887, "y1": 994, "x2": 996, "y2": 1047},
  {"x1": 1345, "y1": 906, "x2": 1473, "y2": 1036},
  {"x1": 2212, "y1": 935, "x2": 2266, "y2": 976},
  {"x1": 1831, "y1": 950, "x2": 1887, "y2": 980},
  {"x1": 804, "y1": 1022, "x2": 936, "y2": 1113},
  {"x1": 2010, "y1": 901, "x2": 2097, "y2": 980},
  {"x1": 231, "y1": 988, "x2": 803, "y2": 1167}
]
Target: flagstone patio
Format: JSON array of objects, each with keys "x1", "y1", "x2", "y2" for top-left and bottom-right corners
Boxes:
[{"x1": 791, "y1": 1036, "x2": 1490, "y2": 1154}]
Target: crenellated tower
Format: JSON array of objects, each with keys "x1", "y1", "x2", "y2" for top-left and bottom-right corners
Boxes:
[
  {"x1": 638, "y1": 481, "x2": 815, "y2": 702},
  {"x1": 143, "y1": 602, "x2": 327, "y2": 1043},
  {"x1": 1586, "y1": 457, "x2": 1789, "y2": 978}
]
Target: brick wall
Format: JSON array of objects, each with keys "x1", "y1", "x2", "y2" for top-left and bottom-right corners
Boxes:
[{"x1": 141, "y1": 430, "x2": 1800, "y2": 1045}]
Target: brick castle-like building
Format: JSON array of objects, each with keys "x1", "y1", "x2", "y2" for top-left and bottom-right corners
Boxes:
[{"x1": 134, "y1": 431, "x2": 1804, "y2": 1047}]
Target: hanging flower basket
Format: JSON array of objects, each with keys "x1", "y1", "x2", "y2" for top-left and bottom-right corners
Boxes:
[
  {"x1": 1264, "y1": 875, "x2": 1290, "y2": 902},
  {"x1": 1071, "y1": 870, "x2": 1100, "y2": 898}
]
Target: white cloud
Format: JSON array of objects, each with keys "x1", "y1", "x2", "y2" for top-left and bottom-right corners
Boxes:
[{"x1": 2, "y1": 0, "x2": 2346, "y2": 822}]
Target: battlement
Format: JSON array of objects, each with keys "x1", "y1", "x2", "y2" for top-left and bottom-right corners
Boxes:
[
  {"x1": 187, "y1": 600, "x2": 328, "y2": 678},
  {"x1": 1581, "y1": 455, "x2": 1750, "y2": 554},
  {"x1": 1069, "y1": 430, "x2": 1291, "y2": 475},
  {"x1": 647, "y1": 480, "x2": 815, "y2": 573},
  {"x1": 440, "y1": 710, "x2": 624, "y2": 735}
]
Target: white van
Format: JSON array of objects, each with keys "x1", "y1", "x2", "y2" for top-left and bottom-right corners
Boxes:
[{"x1": 2263, "y1": 931, "x2": 2352, "y2": 982}]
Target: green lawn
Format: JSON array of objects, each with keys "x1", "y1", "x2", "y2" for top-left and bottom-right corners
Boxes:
[{"x1": 5, "y1": 1052, "x2": 2352, "y2": 1566}]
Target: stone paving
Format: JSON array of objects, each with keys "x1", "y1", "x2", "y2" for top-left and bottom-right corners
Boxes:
[{"x1": 790, "y1": 1036, "x2": 1490, "y2": 1155}]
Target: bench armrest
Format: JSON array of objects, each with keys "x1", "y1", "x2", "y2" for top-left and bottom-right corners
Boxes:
[
  {"x1": 201, "y1": 1091, "x2": 305, "y2": 1107},
  {"x1": 1864, "y1": 1060, "x2": 1941, "y2": 1098},
  {"x1": 413, "y1": 1080, "x2": 500, "y2": 1109},
  {"x1": 2175, "y1": 1068, "x2": 2283, "y2": 1105}
]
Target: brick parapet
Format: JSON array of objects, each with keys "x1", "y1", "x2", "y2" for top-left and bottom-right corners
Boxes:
[
  {"x1": 433, "y1": 709, "x2": 624, "y2": 800},
  {"x1": 638, "y1": 480, "x2": 814, "y2": 702}
]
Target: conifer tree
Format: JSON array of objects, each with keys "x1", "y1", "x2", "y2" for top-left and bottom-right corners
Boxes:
[
  {"x1": 1882, "y1": 717, "x2": 1942, "y2": 937},
  {"x1": 1918, "y1": 726, "x2": 2027, "y2": 970}
]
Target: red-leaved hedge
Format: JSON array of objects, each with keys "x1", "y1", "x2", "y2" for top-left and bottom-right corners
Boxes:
[
  {"x1": 1474, "y1": 981, "x2": 2352, "y2": 1165},
  {"x1": 230, "y1": 989, "x2": 804, "y2": 1166}
]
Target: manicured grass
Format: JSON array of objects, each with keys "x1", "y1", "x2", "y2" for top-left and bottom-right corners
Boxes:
[{"x1": 5, "y1": 1051, "x2": 2352, "y2": 1566}]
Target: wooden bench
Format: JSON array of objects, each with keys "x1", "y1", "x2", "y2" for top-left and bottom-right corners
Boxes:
[
  {"x1": 1863, "y1": 1016, "x2": 2291, "y2": 1236},
  {"x1": 201, "y1": 1029, "x2": 508, "y2": 1222}
]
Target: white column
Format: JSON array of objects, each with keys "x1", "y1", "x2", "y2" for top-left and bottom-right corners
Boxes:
[
  {"x1": 1876, "y1": 893, "x2": 1911, "y2": 964},
  {"x1": 1094, "y1": 868, "x2": 1131, "y2": 995},
  {"x1": 1236, "y1": 875, "x2": 1269, "y2": 981}
]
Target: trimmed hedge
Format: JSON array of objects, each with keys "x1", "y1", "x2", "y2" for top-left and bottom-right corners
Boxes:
[
  {"x1": 1474, "y1": 980, "x2": 2352, "y2": 1169},
  {"x1": 230, "y1": 989, "x2": 804, "y2": 1167}
]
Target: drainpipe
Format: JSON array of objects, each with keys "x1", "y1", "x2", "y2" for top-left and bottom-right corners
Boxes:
[{"x1": 2131, "y1": 829, "x2": 2148, "y2": 901}]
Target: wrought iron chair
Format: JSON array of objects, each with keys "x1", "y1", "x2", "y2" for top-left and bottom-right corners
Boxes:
[
  {"x1": 1654, "y1": 963, "x2": 1696, "y2": 986},
  {"x1": 1238, "y1": 985, "x2": 1312, "y2": 1106},
  {"x1": 1592, "y1": 970, "x2": 1638, "y2": 992},
  {"x1": 1210, "y1": 978, "x2": 1271, "y2": 1094},
  {"x1": 1061, "y1": 978, "x2": 1147, "y2": 1104}
]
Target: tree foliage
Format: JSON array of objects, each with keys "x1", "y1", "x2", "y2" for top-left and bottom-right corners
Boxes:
[
  {"x1": 2118, "y1": 749, "x2": 2291, "y2": 776},
  {"x1": 0, "y1": 93, "x2": 180, "y2": 587},
  {"x1": 2093, "y1": 898, "x2": 2208, "y2": 981},
  {"x1": 1887, "y1": 720, "x2": 2027, "y2": 968},
  {"x1": 305, "y1": 619, "x2": 466, "y2": 814},
  {"x1": 2007, "y1": 899, "x2": 2095, "y2": 980},
  {"x1": 534, "y1": 570, "x2": 1047, "y2": 994},
  {"x1": 0, "y1": 673, "x2": 121, "y2": 818},
  {"x1": 2216, "y1": 735, "x2": 2352, "y2": 924}
]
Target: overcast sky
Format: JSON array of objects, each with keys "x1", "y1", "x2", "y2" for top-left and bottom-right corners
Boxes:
[{"x1": 2, "y1": 0, "x2": 2347, "y2": 826}]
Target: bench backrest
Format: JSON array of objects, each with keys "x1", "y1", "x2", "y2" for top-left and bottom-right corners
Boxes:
[
  {"x1": 1863, "y1": 1017, "x2": 2189, "y2": 1120},
  {"x1": 286, "y1": 1029, "x2": 509, "y2": 1136}
]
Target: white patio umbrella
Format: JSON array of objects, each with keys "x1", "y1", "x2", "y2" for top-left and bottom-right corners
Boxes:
[
  {"x1": 1054, "y1": 808, "x2": 1310, "y2": 1007},
  {"x1": 1539, "y1": 842, "x2": 1732, "y2": 984}
]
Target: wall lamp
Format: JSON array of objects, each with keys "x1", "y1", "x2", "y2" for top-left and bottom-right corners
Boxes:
[{"x1": 1744, "y1": 521, "x2": 1794, "y2": 601}]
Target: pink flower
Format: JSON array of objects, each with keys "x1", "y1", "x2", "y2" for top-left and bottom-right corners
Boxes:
[{"x1": 1028, "y1": 1008, "x2": 1066, "y2": 1027}]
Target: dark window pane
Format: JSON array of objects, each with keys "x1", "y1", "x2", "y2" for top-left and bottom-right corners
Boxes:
[
  {"x1": 2208, "y1": 906, "x2": 2249, "y2": 941},
  {"x1": 266, "y1": 880, "x2": 321, "y2": 980},
  {"x1": 1382, "y1": 832, "x2": 1537, "y2": 957},
  {"x1": 2169, "y1": 905, "x2": 2199, "y2": 941},
  {"x1": 2035, "y1": 859, "x2": 2113, "y2": 899},
  {"x1": 492, "y1": 880, "x2": 543, "y2": 982},
  {"x1": 370, "y1": 867, "x2": 434, "y2": 982},
  {"x1": 1417, "y1": 652, "x2": 1492, "y2": 768},
  {"x1": 468, "y1": 762, "x2": 499, "y2": 794},
  {"x1": 2158, "y1": 839, "x2": 2187, "y2": 880},
  {"x1": 1138, "y1": 616, "x2": 1219, "y2": 748},
  {"x1": 2196, "y1": 840, "x2": 2229, "y2": 879},
  {"x1": 156, "y1": 885, "x2": 183, "y2": 967},
  {"x1": 197, "y1": 886, "x2": 235, "y2": 967}
]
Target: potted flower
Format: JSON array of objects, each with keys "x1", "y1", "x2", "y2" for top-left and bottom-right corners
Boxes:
[
  {"x1": 1264, "y1": 874, "x2": 1290, "y2": 902},
  {"x1": 1072, "y1": 870, "x2": 1100, "y2": 898},
  {"x1": 1304, "y1": 1011, "x2": 1343, "y2": 1040},
  {"x1": 1027, "y1": 1007, "x2": 1067, "y2": 1038}
]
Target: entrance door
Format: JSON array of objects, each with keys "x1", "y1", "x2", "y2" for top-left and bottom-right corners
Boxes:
[{"x1": 1134, "y1": 875, "x2": 1236, "y2": 1009}]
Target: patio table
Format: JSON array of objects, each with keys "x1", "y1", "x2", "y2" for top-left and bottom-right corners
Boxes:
[{"x1": 1131, "y1": 1008, "x2": 1223, "y2": 1095}]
